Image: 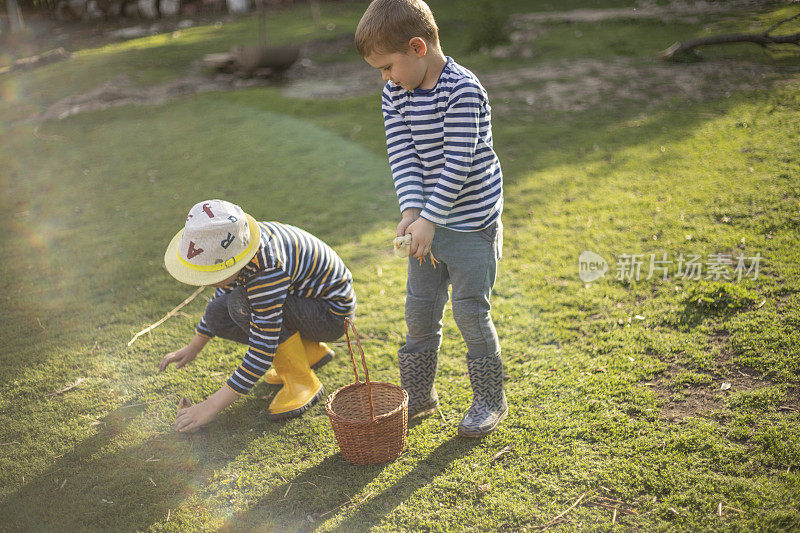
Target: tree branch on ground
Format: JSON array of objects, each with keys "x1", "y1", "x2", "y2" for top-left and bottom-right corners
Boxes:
[{"x1": 659, "y1": 12, "x2": 800, "y2": 60}]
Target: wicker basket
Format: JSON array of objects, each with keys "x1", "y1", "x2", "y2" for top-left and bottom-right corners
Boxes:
[{"x1": 326, "y1": 318, "x2": 408, "y2": 465}]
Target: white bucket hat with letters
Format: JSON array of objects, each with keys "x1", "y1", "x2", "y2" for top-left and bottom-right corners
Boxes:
[{"x1": 164, "y1": 200, "x2": 261, "y2": 286}]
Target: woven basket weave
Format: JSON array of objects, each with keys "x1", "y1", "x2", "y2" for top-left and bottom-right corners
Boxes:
[{"x1": 326, "y1": 318, "x2": 408, "y2": 465}]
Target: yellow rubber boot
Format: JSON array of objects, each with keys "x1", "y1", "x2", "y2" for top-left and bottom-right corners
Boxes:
[
  {"x1": 302, "y1": 338, "x2": 335, "y2": 369},
  {"x1": 262, "y1": 338, "x2": 334, "y2": 385},
  {"x1": 267, "y1": 332, "x2": 325, "y2": 420}
]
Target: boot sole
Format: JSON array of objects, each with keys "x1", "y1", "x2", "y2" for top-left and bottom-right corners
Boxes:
[
  {"x1": 266, "y1": 386, "x2": 326, "y2": 421},
  {"x1": 409, "y1": 402, "x2": 439, "y2": 420},
  {"x1": 457, "y1": 407, "x2": 508, "y2": 438},
  {"x1": 309, "y1": 352, "x2": 334, "y2": 371}
]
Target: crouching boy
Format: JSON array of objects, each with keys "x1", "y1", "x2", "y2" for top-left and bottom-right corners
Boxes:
[{"x1": 160, "y1": 199, "x2": 356, "y2": 432}]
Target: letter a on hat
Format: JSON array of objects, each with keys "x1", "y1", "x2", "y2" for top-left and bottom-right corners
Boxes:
[{"x1": 187, "y1": 241, "x2": 204, "y2": 259}]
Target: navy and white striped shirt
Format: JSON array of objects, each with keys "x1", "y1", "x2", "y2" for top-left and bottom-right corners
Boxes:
[
  {"x1": 382, "y1": 57, "x2": 503, "y2": 231},
  {"x1": 196, "y1": 222, "x2": 355, "y2": 395}
]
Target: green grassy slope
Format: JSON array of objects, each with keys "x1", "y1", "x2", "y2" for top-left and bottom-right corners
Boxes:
[{"x1": 1, "y1": 1, "x2": 799, "y2": 531}]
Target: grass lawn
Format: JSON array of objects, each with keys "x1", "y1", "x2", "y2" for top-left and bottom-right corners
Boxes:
[{"x1": 1, "y1": 0, "x2": 799, "y2": 531}]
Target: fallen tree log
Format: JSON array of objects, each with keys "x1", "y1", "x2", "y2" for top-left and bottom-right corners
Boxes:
[
  {"x1": 6, "y1": 48, "x2": 71, "y2": 73},
  {"x1": 202, "y1": 45, "x2": 299, "y2": 78},
  {"x1": 660, "y1": 12, "x2": 800, "y2": 60}
]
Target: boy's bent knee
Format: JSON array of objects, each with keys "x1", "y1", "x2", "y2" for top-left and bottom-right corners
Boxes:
[
  {"x1": 227, "y1": 287, "x2": 250, "y2": 332},
  {"x1": 203, "y1": 294, "x2": 232, "y2": 331}
]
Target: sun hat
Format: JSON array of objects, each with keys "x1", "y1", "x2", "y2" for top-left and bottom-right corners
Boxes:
[{"x1": 164, "y1": 200, "x2": 261, "y2": 286}]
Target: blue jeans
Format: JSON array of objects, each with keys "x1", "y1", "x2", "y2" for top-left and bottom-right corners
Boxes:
[
  {"x1": 202, "y1": 286, "x2": 352, "y2": 345},
  {"x1": 401, "y1": 220, "x2": 502, "y2": 358}
]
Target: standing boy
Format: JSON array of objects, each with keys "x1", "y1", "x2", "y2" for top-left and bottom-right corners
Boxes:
[
  {"x1": 356, "y1": 0, "x2": 507, "y2": 437},
  {"x1": 160, "y1": 199, "x2": 355, "y2": 431}
]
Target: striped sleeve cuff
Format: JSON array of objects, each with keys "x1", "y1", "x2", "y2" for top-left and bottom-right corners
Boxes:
[
  {"x1": 226, "y1": 346, "x2": 276, "y2": 395},
  {"x1": 196, "y1": 320, "x2": 215, "y2": 339},
  {"x1": 399, "y1": 199, "x2": 424, "y2": 214},
  {"x1": 225, "y1": 382, "x2": 246, "y2": 397},
  {"x1": 419, "y1": 208, "x2": 447, "y2": 226}
]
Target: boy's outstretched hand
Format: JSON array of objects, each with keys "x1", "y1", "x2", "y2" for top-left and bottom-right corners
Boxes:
[
  {"x1": 175, "y1": 402, "x2": 217, "y2": 432},
  {"x1": 175, "y1": 386, "x2": 238, "y2": 433},
  {"x1": 159, "y1": 334, "x2": 208, "y2": 372},
  {"x1": 406, "y1": 217, "x2": 435, "y2": 259},
  {"x1": 159, "y1": 345, "x2": 199, "y2": 372}
]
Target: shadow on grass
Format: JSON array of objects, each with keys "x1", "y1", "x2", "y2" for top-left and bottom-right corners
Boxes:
[
  {"x1": 218, "y1": 452, "x2": 385, "y2": 531},
  {"x1": 331, "y1": 436, "x2": 481, "y2": 531},
  {"x1": 0, "y1": 403, "x2": 255, "y2": 531},
  {"x1": 226, "y1": 436, "x2": 479, "y2": 531}
]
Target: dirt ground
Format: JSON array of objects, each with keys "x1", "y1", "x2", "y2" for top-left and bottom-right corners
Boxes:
[
  {"x1": 13, "y1": 1, "x2": 800, "y2": 125},
  {"x1": 35, "y1": 54, "x2": 800, "y2": 124},
  {"x1": 510, "y1": 0, "x2": 767, "y2": 24},
  {"x1": 484, "y1": 59, "x2": 800, "y2": 114}
]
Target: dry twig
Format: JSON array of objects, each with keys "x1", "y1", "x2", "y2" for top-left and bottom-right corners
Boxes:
[
  {"x1": 532, "y1": 491, "x2": 591, "y2": 530},
  {"x1": 660, "y1": 11, "x2": 800, "y2": 60},
  {"x1": 320, "y1": 490, "x2": 375, "y2": 517},
  {"x1": 587, "y1": 500, "x2": 638, "y2": 515},
  {"x1": 47, "y1": 377, "x2": 87, "y2": 397},
  {"x1": 127, "y1": 286, "x2": 205, "y2": 346},
  {"x1": 492, "y1": 443, "x2": 515, "y2": 462}
]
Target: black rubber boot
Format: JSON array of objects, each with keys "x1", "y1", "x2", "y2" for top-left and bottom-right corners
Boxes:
[
  {"x1": 458, "y1": 351, "x2": 508, "y2": 437},
  {"x1": 398, "y1": 350, "x2": 440, "y2": 419}
]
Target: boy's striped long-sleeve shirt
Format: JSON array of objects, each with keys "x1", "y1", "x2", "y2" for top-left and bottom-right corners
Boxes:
[
  {"x1": 382, "y1": 56, "x2": 503, "y2": 231},
  {"x1": 196, "y1": 222, "x2": 355, "y2": 395}
]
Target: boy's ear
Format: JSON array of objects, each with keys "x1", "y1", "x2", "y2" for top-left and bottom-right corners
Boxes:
[{"x1": 408, "y1": 37, "x2": 427, "y2": 57}]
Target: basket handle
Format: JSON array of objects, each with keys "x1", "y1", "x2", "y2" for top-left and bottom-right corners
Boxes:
[{"x1": 343, "y1": 317, "x2": 375, "y2": 422}]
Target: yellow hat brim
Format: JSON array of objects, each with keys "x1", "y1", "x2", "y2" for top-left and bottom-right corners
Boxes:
[{"x1": 164, "y1": 213, "x2": 261, "y2": 286}]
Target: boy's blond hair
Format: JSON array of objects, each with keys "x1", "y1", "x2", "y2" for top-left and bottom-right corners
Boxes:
[{"x1": 355, "y1": 0, "x2": 440, "y2": 58}]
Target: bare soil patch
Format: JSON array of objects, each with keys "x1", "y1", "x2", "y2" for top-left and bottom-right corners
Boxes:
[
  {"x1": 16, "y1": 36, "x2": 383, "y2": 124},
  {"x1": 483, "y1": 58, "x2": 800, "y2": 114},
  {"x1": 648, "y1": 360, "x2": 800, "y2": 422},
  {"x1": 511, "y1": 0, "x2": 765, "y2": 25},
  {"x1": 25, "y1": 55, "x2": 800, "y2": 125}
]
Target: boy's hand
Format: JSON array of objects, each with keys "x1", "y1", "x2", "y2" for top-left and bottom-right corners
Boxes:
[
  {"x1": 407, "y1": 217, "x2": 435, "y2": 258},
  {"x1": 159, "y1": 334, "x2": 209, "y2": 372},
  {"x1": 159, "y1": 344, "x2": 200, "y2": 372},
  {"x1": 397, "y1": 207, "x2": 421, "y2": 237},
  {"x1": 174, "y1": 385, "x2": 238, "y2": 433},
  {"x1": 175, "y1": 401, "x2": 218, "y2": 433}
]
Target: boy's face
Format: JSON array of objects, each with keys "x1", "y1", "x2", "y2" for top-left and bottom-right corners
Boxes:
[
  {"x1": 211, "y1": 271, "x2": 240, "y2": 288},
  {"x1": 365, "y1": 42, "x2": 428, "y2": 91}
]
